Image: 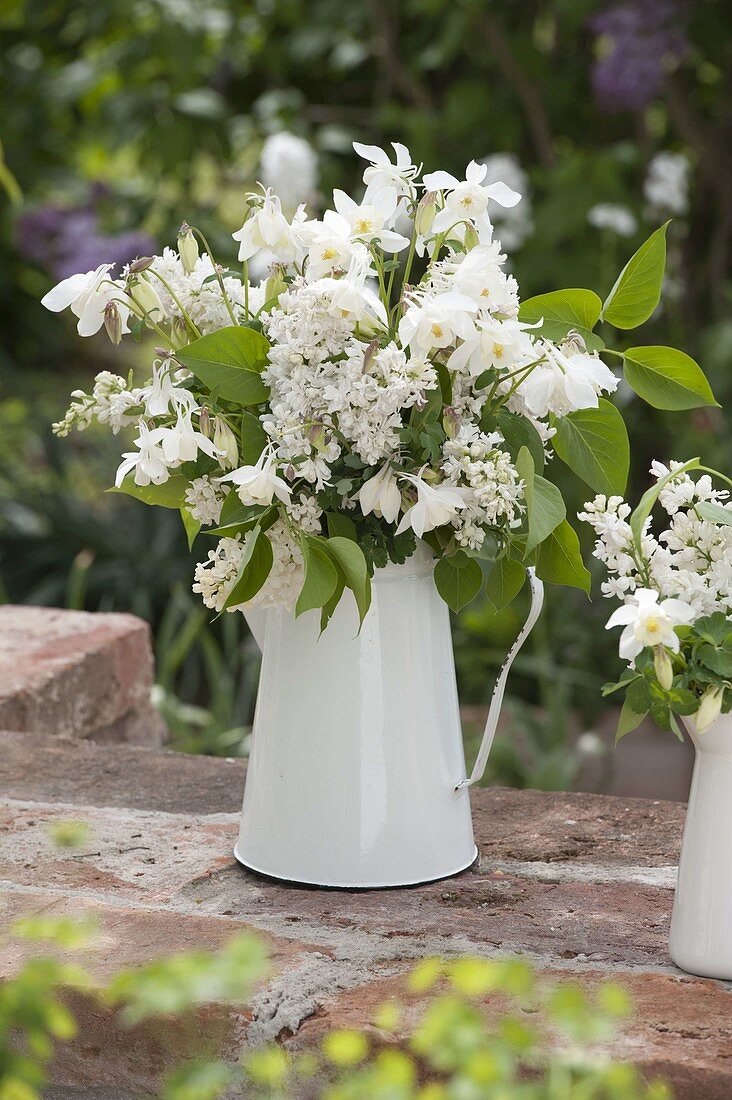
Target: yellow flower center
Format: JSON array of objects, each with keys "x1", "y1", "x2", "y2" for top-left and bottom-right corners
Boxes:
[
  {"x1": 644, "y1": 616, "x2": 661, "y2": 635},
  {"x1": 459, "y1": 195, "x2": 474, "y2": 209},
  {"x1": 355, "y1": 218, "x2": 373, "y2": 234},
  {"x1": 494, "y1": 345, "x2": 504, "y2": 359},
  {"x1": 322, "y1": 247, "x2": 338, "y2": 260},
  {"x1": 431, "y1": 323, "x2": 444, "y2": 338}
]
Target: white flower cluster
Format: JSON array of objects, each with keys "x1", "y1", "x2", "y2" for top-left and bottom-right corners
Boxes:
[
  {"x1": 441, "y1": 425, "x2": 524, "y2": 550},
  {"x1": 193, "y1": 519, "x2": 304, "y2": 614},
  {"x1": 579, "y1": 462, "x2": 732, "y2": 625},
  {"x1": 53, "y1": 371, "x2": 144, "y2": 436},
  {"x1": 185, "y1": 476, "x2": 229, "y2": 526},
  {"x1": 145, "y1": 247, "x2": 266, "y2": 336},
  {"x1": 43, "y1": 139, "x2": 633, "y2": 618}
]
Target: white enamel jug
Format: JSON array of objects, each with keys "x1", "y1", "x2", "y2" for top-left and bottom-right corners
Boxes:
[
  {"x1": 669, "y1": 713, "x2": 732, "y2": 979},
  {"x1": 236, "y1": 541, "x2": 544, "y2": 887}
]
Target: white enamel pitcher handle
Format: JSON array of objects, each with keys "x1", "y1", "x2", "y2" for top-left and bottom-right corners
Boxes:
[{"x1": 455, "y1": 567, "x2": 545, "y2": 791}]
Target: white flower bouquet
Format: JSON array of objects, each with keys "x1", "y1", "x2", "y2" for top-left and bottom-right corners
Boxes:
[
  {"x1": 43, "y1": 141, "x2": 716, "y2": 627},
  {"x1": 581, "y1": 460, "x2": 732, "y2": 738}
]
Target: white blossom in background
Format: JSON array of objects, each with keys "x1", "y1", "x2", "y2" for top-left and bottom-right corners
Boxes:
[
  {"x1": 644, "y1": 152, "x2": 690, "y2": 217},
  {"x1": 587, "y1": 203, "x2": 638, "y2": 237},
  {"x1": 480, "y1": 154, "x2": 533, "y2": 250},
  {"x1": 260, "y1": 132, "x2": 318, "y2": 215}
]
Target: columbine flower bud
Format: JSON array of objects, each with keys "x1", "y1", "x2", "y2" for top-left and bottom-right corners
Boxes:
[
  {"x1": 442, "y1": 406, "x2": 461, "y2": 440},
  {"x1": 128, "y1": 256, "x2": 154, "y2": 273},
  {"x1": 362, "y1": 339, "x2": 380, "y2": 372},
  {"x1": 462, "y1": 222, "x2": 479, "y2": 251},
  {"x1": 177, "y1": 223, "x2": 199, "y2": 275},
  {"x1": 264, "y1": 264, "x2": 287, "y2": 306},
  {"x1": 696, "y1": 686, "x2": 724, "y2": 733},
  {"x1": 103, "y1": 301, "x2": 123, "y2": 345},
  {"x1": 198, "y1": 407, "x2": 212, "y2": 438},
  {"x1": 170, "y1": 316, "x2": 188, "y2": 350},
  {"x1": 654, "y1": 646, "x2": 674, "y2": 691},
  {"x1": 307, "y1": 422, "x2": 327, "y2": 452},
  {"x1": 129, "y1": 275, "x2": 164, "y2": 324},
  {"x1": 213, "y1": 417, "x2": 239, "y2": 470},
  {"x1": 414, "y1": 191, "x2": 438, "y2": 236}
]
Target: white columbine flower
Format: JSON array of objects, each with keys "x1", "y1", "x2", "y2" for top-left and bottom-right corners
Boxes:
[
  {"x1": 142, "y1": 358, "x2": 197, "y2": 417},
  {"x1": 353, "y1": 141, "x2": 421, "y2": 206},
  {"x1": 160, "y1": 409, "x2": 222, "y2": 465},
  {"x1": 115, "y1": 422, "x2": 170, "y2": 488},
  {"x1": 423, "y1": 160, "x2": 521, "y2": 240},
  {"x1": 399, "y1": 291, "x2": 478, "y2": 355},
  {"x1": 232, "y1": 189, "x2": 298, "y2": 263},
  {"x1": 358, "y1": 464, "x2": 402, "y2": 524},
  {"x1": 606, "y1": 588, "x2": 695, "y2": 662},
  {"x1": 396, "y1": 473, "x2": 468, "y2": 537},
  {"x1": 332, "y1": 189, "x2": 410, "y2": 252},
  {"x1": 519, "y1": 339, "x2": 618, "y2": 419},
  {"x1": 219, "y1": 448, "x2": 292, "y2": 507},
  {"x1": 313, "y1": 245, "x2": 388, "y2": 326},
  {"x1": 41, "y1": 264, "x2": 130, "y2": 338}
]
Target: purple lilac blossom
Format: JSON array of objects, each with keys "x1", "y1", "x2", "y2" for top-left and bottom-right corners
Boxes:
[
  {"x1": 16, "y1": 198, "x2": 156, "y2": 279},
  {"x1": 590, "y1": 0, "x2": 688, "y2": 112}
]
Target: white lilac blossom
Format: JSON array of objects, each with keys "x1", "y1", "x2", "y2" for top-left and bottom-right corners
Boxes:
[
  {"x1": 587, "y1": 204, "x2": 638, "y2": 237},
  {"x1": 441, "y1": 426, "x2": 524, "y2": 550},
  {"x1": 193, "y1": 519, "x2": 304, "y2": 613},
  {"x1": 644, "y1": 152, "x2": 690, "y2": 217},
  {"x1": 53, "y1": 372, "x2": 143, "y2": 436},
  {"x1": 148, "y1": 247, "x2": 266, "y2": 334},
  {"x1": 185, "y1": 476, "x2": 229, "y2": 526}
]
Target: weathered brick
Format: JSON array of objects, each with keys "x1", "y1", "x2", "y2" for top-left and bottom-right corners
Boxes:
[{"x1": 0, "y1": 606, "x2": 166, "y2": 745}]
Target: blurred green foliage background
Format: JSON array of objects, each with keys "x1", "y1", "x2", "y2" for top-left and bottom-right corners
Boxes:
[{"x1": 0, "y1": 0, "x2": 730, "y2": 786}]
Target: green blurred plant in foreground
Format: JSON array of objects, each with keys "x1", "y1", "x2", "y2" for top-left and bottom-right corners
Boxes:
[{"x1": 0, "y1": 842, "x2": 670, "y2": 1100}]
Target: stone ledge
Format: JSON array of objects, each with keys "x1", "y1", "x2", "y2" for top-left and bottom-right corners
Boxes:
[
  {"x1": 0, "y1": 734, "x2": 727, "y2": 1099},
  {"x1": 0, "y1": 606, "x2": 166, "y2": 746}
]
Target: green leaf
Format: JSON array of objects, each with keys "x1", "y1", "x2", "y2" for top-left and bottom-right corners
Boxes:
[
  {"x1": 696, "y1": 500, "x2": 732, "y2": 526},
  {"x1": 535, "y1": 520, "x2": 591, "y2": 592},
  {"x1": 322, "y1": 537, "x2": 372, "y2": 626},
  {"x1": 222, "y1": 527, "x2": 274, "y2": 611},
  {"x1": 697, "y1": 644, "x2": 732, "y2": 678},
  {"x1": 601, "y1": 223, "x2": 668, "y2": 329},
  {"x1": 623, "y1": 346, "x2": 717, "y2": 410},
  {"x1": 110, "y1": 475, "x2": 188, "y2": 509},
  {"x1": 492, "y1": 409, "x2": 545, "y2": 471},
  {"x1": 525, "y1": 475, "x2": 566, "y2": 556},
  {"x1": 615, "y1": 697, "x2": 649, "y2": 743},
  {"x1": 433, "y1": 555, "x2": 483, "y2": 612},
  {"x1": 296, "y1": 536, "x2": 338, "y2": 617},
  {"x1": 178, "y1": 326, "x2": 270, "y2": 405},
  {"x1": 325, "y1": 512, "x2": 357, "y2": 540},
  {"x1": 485, "y1": 557, "x2": 526, "y2": 612},
  {"x1": 552, "y1": 399, "x2": 629, "y2": 496},
  {"x1": 180, "y1": 507, "x2": 201, "y2": 549},
  {"x1": 629, "y1": 457, "x2": 701, "y2": 545},
  {"x1": 239, "y1": 410, "x2": 268, "y2": 464},
  {"x1": 519, "y1": 288, "x2": 604, "y2": 351}
]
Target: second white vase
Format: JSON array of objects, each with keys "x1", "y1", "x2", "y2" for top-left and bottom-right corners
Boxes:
[{"x1": 669, "y1": 712, "x2": 732, "y2": 979}]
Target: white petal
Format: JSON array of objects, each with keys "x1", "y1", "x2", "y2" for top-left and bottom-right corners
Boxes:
[
  {"x1": 353, "y1": 142, "x2": 389, "y2": 165},
  {"x1": 422, "y1": 170, "x2": 459, "y2": 191},
  {"x1": 486, "y1": 182, "x2": 522, "y2": 208},
  {"x1": 41, "y1": 272, "x2": 90, "y2": 312}
]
